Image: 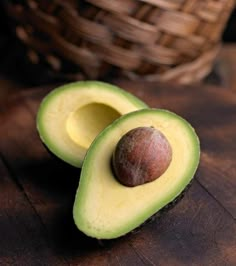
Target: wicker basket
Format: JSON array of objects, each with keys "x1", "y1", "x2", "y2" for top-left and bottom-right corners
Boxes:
[{"x1": 4, "y1": 0, "x2": 236, "y2": 84}]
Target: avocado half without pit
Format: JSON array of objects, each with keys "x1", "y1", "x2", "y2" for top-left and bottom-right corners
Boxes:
[
  {"x1": 73, "y1": 109, "x2": 200, "y2": 239},
  {"x1": 36, "y1": 81, "x2": 148, "y2": 167}
]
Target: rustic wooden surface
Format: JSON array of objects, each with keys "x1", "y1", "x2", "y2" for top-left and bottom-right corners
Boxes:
[{"x1": 0, "y1": 79, "x2": 236, "y2": 266}]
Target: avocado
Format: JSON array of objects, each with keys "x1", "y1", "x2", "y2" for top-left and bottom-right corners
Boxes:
[
  {"x1": 73, "y1": 109, "x2": 200, "y2": 239},
  {"x1": 36, "y1": 81, "x2": 147, "y2": 167}
]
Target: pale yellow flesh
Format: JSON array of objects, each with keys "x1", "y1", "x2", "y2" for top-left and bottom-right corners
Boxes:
[
  {"x1": 74, "y1": 110, "x2": 200, "y2": 239},
  {"x1": 66, "y1": 103, "x2": 121, "y2": 149},
  {"x1": 39, "y1": 86, "x2": 145, "y2": 166}
]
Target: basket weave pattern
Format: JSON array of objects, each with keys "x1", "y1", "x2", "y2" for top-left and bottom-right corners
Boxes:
[{"x1": 5, "y1": 0, "x2": 236, "y2": 84}]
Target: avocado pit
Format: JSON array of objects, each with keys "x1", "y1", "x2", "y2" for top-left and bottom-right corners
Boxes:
[{"x1": 112, "y1": 127, "x2": 172, "y2": 187}]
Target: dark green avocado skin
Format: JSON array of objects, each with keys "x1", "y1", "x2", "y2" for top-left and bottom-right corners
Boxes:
[
  {"x1": 115, "y1": 180, "x2": 192, "y2": 240},
  {"x1": 98, "y1": 184, "x2": 193, "y2": 245},
  {"x1": 97, "y1": 180, "x2": 193, "y2": 243}
]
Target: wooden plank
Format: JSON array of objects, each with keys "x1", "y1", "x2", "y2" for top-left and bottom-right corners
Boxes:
[
  {"x1": 0, "y1": 82, "x2": 236, "y2": 265},
  {"x1": 0, "y1": 76, "x2": 25, "y2": 106},
  {"x1": 10, "y1": 82, "x2": 236, "y2": 221},
  {"x1": 0, "y1": 157, "x2": 65, "y2": 266},
  {"x1": 125, "y1": 180, "x2": 236, "y2": 266},
  {"x1": 1, "y1": 146, "x2": 236, "y2": 265},
  {"x1": 0, "y1": 93, "x2": 145, "y2": 265}
]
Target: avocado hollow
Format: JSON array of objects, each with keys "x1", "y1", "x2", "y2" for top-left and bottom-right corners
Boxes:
[{"x1": 36, "y1": 81, "x2": 148, "y2": 167}]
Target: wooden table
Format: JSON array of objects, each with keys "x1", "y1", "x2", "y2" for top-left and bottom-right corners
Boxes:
[{"x1": 0, "y1": 79, "x2": 235, "y2": 266}]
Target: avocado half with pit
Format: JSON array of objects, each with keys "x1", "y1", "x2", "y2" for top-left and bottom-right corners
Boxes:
[
  {"x1": 73, "y1": 109, "x2": 200, "y2": 239},
  {"x1": 36, "y1": 81, "x2": 147, "y2": 167}
]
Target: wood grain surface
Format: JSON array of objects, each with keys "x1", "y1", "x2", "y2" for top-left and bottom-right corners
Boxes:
[{"x1": 0, "y1": 80, "x2": 236, "y2": 266}]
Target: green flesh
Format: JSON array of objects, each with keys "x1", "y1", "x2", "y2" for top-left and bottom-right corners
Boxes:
[
  {"x1": 36, "y1": 81, "x2": 147, "y2": 167},
  {"x1": 73, "y1": 109, "x2": 200, "y2": 239}
]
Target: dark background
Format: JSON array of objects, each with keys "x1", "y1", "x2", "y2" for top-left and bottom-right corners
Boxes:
[{"x1": 223, "y1": 9, "x2": 236, "y2": 42}]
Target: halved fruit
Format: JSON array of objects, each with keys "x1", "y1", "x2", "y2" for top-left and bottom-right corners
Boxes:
[
  {"x1": 73, "y1": 109, "x2": 200, "y2": 239},
  {"x1": 36, "y1": 81, "x2": 147, "y2": 167}
]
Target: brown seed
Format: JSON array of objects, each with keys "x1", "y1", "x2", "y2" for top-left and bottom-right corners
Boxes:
[{"x1": 112, "y1": 127, "x2": 172, "y2": 187}]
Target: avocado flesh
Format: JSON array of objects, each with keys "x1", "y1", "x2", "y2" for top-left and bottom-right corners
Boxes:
[
  {"x1": 36, "y1": 81, "x2": 147, "y2": 167},
  {"x1": 73, "y1": 109, "x2": 200, "y2": 239}
]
